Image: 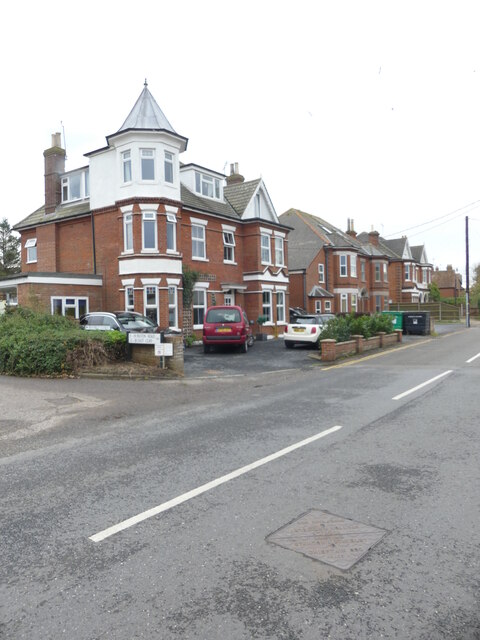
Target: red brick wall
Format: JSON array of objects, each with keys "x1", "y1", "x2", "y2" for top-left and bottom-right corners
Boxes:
[
  {"x1": 57, "y1": 218, "x2": 94, "y2": 273},
  {"x1": 17, "y1": 282, "x2": 103, "y2": 313}
]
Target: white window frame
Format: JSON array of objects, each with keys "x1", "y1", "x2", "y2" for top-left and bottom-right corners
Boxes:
[
  {"x1": 61, "y1": 169, "x2": 89, "y2": 203},
  {"x1": 261, "y1": 234, "x2": 271, "y2": 265},
  {"x1": 276, "y1": 290, "x2": 286, "y2": 323},
  {"x1": 140, "y1": 148, "x2": 155, "y2": 181},
  {"x1": 375, "y1": 262, "x2": 381, "y2": 282},
  {"x1": 351, "y1": 293, "x2": 358, "y2": 312},
  {"x1": 375, "y1": 295, "x2": 381, "y2": 312},
  {"x1": 142, "y1": 212, "x2": 157, "y2": 252},
  {"x1": 168, "y1": 285, "x2": 178, "y2": 328},
  {"x1": 144, "y1": 285, "x2": 158, "y2": 324},
  {"x1": 166, "y1": 213, "x2": 177, "y2": 253},
  {"x1": 340, "y1": 293, "x2": 348, "y2": 313},
  {"x1": 25, "y1": 238, "x2": 37, "y2": 263},
  {"x1": 164, "y1": 151, "x2": 174, "y2": 184},
  {"x1": 262, "y1": 290, "x2": 273, "y2": 322},
  {"x1": 324, "y1": 300, "x2": 332, "y2": 312},
  {"x1": 340, "y1": 255, "x2": 348, "y2": 277},
  {"x1": 223, "y1": 231, "x2": 235, "y2": 263},
  {"x1": 192, "y1": 223, "x2": 206, "y2": 260},
  {"x1": 318, "y1": 263, "x2": 325, "y2": 283},
  {"x1": 125, "y1": 286, "x2": 134, "y2": 311},
  {"x1": 361, "y1": 260, "x2": 366, "y2": 281},
  {"x1": 255, "y1": 193, "x2": 261, "y2": 216},
  {"x1": 193, "y1": 288, "x2": 207, "y2": 328},
  {"x1": 422, "y1": 267, "x2": 428, "y2": 284},
  {"x1": 195, "y1": 172, "x2": 220, "y2": 199},
  {"x1": 351, "y1": 255, "x2": 357, "y2": 278},
  {"x1": 122, "y1": 150, "x2": 132, "y2": 183},
  {"x1": 123, "y1": 213, "x2": 133, "y2": 253},
  {"x1": 274, "y1": 236, "x2": 284, "y2": 267},
  {"x1": 224, "y1": 291, "x2": 235, "y2": 306},
  {"x1": 51, "y1": 296, "x2": 88, "y2": 319},
  {"x1": 383, "y1": 262, "x2": 388, "y2": 282},
  {"x1": 405, "y1": 263, "x2": 411, "y2": 281},
  {"x1": 315, "y1": 300, "x2": 322, "y2": 313}
]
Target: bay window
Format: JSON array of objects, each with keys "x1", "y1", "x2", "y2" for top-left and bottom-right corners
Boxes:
[
  {"x1": 275, "y1": 236, "x2": 284, "y2": 266},
  {"x1": 142, "y1": 212, "x2": 157, "y2": 251},
  {"x1": 140, "y1": 148, "x2": 155, "y2": 180},
  {"x1": 262, "y1": 290, "x2": 272, "y2": 322},
  {"x1": 261, "y1": 234, "x2": 271, "y2": 264},
  {"x1": 193, "y1": 289, "x2": 206, "y2": 327},
  {"x1": 276, "y1": 290, "x2": 285, "y2": 323}
]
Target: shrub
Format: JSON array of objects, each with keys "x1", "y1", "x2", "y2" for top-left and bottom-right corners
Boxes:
[
  {"x1": 0, "y1": 307, "x2": 126, "y2": 376},
  {"x1": 318, "y1": 313, "x2": 394, "y2": 345}
]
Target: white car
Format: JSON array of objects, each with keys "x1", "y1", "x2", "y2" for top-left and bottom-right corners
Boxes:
[{"x1": 283, "y1": 314, "x2": 335, "y2": 348}]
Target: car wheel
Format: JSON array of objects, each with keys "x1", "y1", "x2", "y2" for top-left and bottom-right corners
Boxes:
[
  {"x1": 285, "y1": 341, "x2": 294, "y2": 349},
  {"x1": 247, "y1": 335, "x2": 254, "y2": 347}
]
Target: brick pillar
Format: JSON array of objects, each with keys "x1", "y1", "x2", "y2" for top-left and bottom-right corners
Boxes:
[
  {"x1": 377, "y1": 331, "x2": 386, "y2": 347},
  {"x1": 44, "y1": 133, "x2": 66, "y2": 215},
  {"x1": 395, "y1": 329, "x2": 403, "y2": 343},
  {"x1": 165, "y1": 334, "x2": 184, "y2": 376},
  {"x1": 320, "y1": 339, "x2": 336, "y2": 362},
  {"x1": 351, "y1": 334, "x2": 364, "y2": 353}
]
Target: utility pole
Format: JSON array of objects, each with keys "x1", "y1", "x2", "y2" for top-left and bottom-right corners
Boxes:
[{"x1": 466, "y1": 216, "x2": 470, "y2": 328}]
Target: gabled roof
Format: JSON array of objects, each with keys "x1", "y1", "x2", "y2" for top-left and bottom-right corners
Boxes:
[
  {"x1": 118, "y1": 81, "x2": 177, "y2": 134},
  {"x1": 279, "y1": 209, "x2": 366, "y2": 271},
  {"x1": 224, "y1": 179, "x2": 262, "y2": 216},
  {"x1": 382, "y1": 237, "x2": 411, "y2": 259},
  {"x1": 410, "y1": 244, "x2": 429, "y2": 264},
  {"x1": 308, "y1": 285, "x2": 334, "y2": 298},
  {"x1": 181, "y1": 184, "x2": 239, "y2": 220}
]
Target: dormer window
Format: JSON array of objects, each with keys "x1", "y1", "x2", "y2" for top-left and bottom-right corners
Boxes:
[
  {"x1": 195, "y1": 171, "x2": 220, "y2": 199},
  {"x1": 141, "y1": 149, "x2": 155, "y2": 180},
  {"x1": 61, "y1": 169, "x2": 89, "y2": 203}
]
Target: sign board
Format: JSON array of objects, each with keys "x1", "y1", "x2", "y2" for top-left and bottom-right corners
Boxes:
[
  {"x1": 155, "y1": 343, "x2": 173, "y2": 357},
  {"x1": 128, "y1": 333, "x2": 161, "y2": 345}
]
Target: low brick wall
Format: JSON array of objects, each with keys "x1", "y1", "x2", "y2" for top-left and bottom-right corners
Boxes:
[
  {"x1": 320, "y1": 330, "x2": 402, "y2": 362},
  {"x1": 130, "y1": 334, "x2": 184, "y2": 375}
]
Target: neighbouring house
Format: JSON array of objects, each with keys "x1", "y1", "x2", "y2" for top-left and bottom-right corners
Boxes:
[
  {"x1": 0, "y1": 83, "x2": 290, "y2": 338},
  {"x1": 280, "y1": 209, "x2": 433, "y2": 314},
  {"x1": 432, "y1": 265, "x2": 464, "y2": 299}
]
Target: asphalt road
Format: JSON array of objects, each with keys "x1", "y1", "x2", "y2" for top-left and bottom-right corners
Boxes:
[{"x1": 1, "y1": 324, "x2": 479, "y2": 639}]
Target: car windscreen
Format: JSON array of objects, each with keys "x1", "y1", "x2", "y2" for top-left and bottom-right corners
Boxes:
[
  {"x1": 294, "y1": 317, "x2": 317, "y2": 325},
  {"x1": 117, "y1": 315, "x2": 156, "y2": 329},
  {"x1": 206, "y1": 309, "x2": 241, "y2": 323}
]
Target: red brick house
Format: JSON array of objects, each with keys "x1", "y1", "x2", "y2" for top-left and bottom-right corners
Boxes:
[
  {"x1": 432, "y1": 265, "x2": 464, "y2": 299},
  {"x1": 0, "y1": 83, "x2": 290, "y2": 337},
  {"x1": 280, "y1": 209, "x2": 433, "y2": 314}
]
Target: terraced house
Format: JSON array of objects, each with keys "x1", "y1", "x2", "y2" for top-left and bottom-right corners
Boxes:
[
  {"x1": 280, "y1": 209, "x2": 432, "y2": 314},
  {"x1": 0, "y1": 83, "x2": 290, "y2": 336}
]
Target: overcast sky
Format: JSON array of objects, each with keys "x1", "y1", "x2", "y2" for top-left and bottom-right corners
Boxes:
[{"x1": 2, "y1": 0, "x2": 479, "y2": 278}]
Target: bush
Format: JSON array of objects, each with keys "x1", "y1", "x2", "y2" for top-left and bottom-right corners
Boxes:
[
  {"x1": 0, "y1": 307, "x2": 126, "y2": 376},
  {"x1": 319, "y1": 313, "x2": 394, "y2": 345}
]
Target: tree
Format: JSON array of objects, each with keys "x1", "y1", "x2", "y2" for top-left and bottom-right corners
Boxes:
[
  {"x1": 428, "y1": 281, "x2": 441, "y2": 302},
  {"x1": 0, "y1": 218, "x2": 20, "y2": 275}
]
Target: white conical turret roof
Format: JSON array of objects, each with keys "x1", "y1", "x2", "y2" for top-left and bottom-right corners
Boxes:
[{"x1": 118, "y1": 80, "x2": 177, "y2": 133}]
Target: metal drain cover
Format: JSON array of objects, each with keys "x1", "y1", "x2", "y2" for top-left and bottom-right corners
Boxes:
[{"x1": 267, "y1": 509, "x2": 387, "y2": 570}]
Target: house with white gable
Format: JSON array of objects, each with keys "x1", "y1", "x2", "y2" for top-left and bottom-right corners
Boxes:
[{"x1": 0, "y1": 82, "x2": 290, "y2": 336}]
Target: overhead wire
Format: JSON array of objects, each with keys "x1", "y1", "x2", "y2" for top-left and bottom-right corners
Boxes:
[{"x1": 384, "y1": 199, "x2": 480, "y2": 238}]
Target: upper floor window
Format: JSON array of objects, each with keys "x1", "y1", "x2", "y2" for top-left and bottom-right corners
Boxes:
[
  {"x1": 25, "y1": 238, "x2": 37, "y2": 263},
  {"x1": 361, "y1": 261, "x2": 366, "y2": 281},
  {"x1": 318, "y1": 263, "x2": 325, "y2": 283},
  {"x1": 195, "y1": 172, "x2": 220, "y2": 199},
  {"x1": 422, "y1": 267, "x2": 428, "y2": 284},
  {"x1": 405, "y1": 263, "x2": 410, "y2": 280},
  {"x1": 142, "y1": 212, "x2": 157, "y2": 251},
  {"x1": 192, "y1": 223, "x2": 206, "y2": 259},
  {"x1": 351, "y1": 255, "x2": 357, "y2": 278},
  {"x1": 375, "y1": 263, "x2": 381, "y2": 282},
  {"x1": 274, "y1": 236, "x2": 284, "y2": 267},
  {"x1": 261, "y1": 234, "x2": 271, "y2": 264},
  {"x1": 340, "y1": 255, "x2": 347, "y2": 277},
  {"x1": 255, "y1": 194, "x2": 261, "y2": 216},
  {"x1": 141, "y1": 149, "x2": 155, "y2": 181},
  {"x1": 124, "y1": 214, "x2": 133, "y2": 252},
  {"x1": 223, "y1": 231, "x2": 235, "y2": 263},
  {"x1": 164, "y1": 151, "x2": 174, "y2": 183},
  {"x1": 61, "y1": 169, "x2": 89, "y2": 203},
  {"x1": 166, "y1": 213, "x2": 177, "y2": 252},
  {"x1": 383, "y1": 263, "x2": 388, "y2": 282},
  {"x1": 122, "y1": 150, "x2": 132, "y2": 183}
]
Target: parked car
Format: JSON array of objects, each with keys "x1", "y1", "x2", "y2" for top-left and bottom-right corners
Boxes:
[
  {"x1": 283, "y1": 313, "x2": 335, "y2": 348},
  {"x1": 289, "y1": 307, "x2": 307, "y2": 322},
  {"x1": 202, "y1": 305, "x2": 254, "y2": 353},
  {"x1": 79, "y1": 311, "x2": 158, "y2": 333}
]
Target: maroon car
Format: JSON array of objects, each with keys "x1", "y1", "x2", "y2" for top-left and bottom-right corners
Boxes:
[{"x1": 202, "y1": 305, "x2": 254, "y2": 353}]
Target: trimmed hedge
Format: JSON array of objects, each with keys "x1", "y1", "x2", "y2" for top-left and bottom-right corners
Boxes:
[
  {"x1": 319, "y1": 313, "x2": 394, "y2": 344},
  {"x1": 0, "y1": 307, "x2": 126, "y2": 376}
]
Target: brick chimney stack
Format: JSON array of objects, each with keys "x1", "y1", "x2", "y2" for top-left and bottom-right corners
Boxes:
[
  {"x1": 226, "y1": 162, "x2": 245, "y2": 185},
  {"x1": 346, "y1": 218, "x2": 357, "y2": 238},
  {"x1": 44, "y1": 133, "x2": 66, "y2": 215},
  {"x1": 368, "y1": 228, "x2": 380, "y2": 246}
]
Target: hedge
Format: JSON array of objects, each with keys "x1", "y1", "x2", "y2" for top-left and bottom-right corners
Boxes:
[{"x1": 319, "y1": 313, "x2": 394, "y2": 344}]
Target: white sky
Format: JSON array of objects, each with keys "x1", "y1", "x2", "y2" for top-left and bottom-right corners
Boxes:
[{"x1": 2, "y1": 0, "x2": 479, "y2": 279}]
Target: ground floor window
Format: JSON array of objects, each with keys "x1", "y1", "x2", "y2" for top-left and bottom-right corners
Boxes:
[
  {"x1": 324, "y1": 300, "x2": 332, "y2": 312},
  {"x1": 375, "y1": 295, "x2": 381, "y2": 312},
  {"x1": 276, "y1": 290, "x2": 285, "y2": 322},
  {"x1": 262, "y1": 290, "x2": 272, "y2": 322},
  {"x1": 144, "y1": 286, "x2": 158, "y2": 324},
  {"x1": 168, "y1": 286, "x2": 178, "y2": 328},
  {"x1": 193, "y1": 288, "x2": 206, "y2": 327},
  {"x1": 351, "y1": 293, "x2": 357, "y2": 312},
  {"x1": 340, "y1": 293, "x2": 348, "y2": 313},
  {"x1": 125, "y1": 286, "x2": 134, "y2": 311},
  {"x1": 51, "y1": 297, "x2": 88, "y2": 319},
  {"x1": 315, "y1": 300, "x2": 322, "y2": 313}
]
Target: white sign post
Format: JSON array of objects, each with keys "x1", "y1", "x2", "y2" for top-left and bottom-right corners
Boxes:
[
  {"x1": 154, "y1": 343, "x2": 173, "y2": 357},
  {"x1": 128, "y1": 333, "x2": 161, "y2": 345}
]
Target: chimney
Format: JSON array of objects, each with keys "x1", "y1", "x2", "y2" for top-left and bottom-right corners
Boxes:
[
  {"x1": 44, "y1": 132, "x2": 66, "y2": 215},
  {"x1": 226, "y1": 162, "x2": 245, "y2": 185},
  {"x1": 346, "y1": 218, "x2": 357, "y2": 238},
  {"x1": 368, "y1": 228, "x2": 380, "y2": 246}
]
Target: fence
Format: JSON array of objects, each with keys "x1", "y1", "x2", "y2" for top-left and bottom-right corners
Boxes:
[{"x1": 390, "y1": 302, "x2": 461, "y2": 321}]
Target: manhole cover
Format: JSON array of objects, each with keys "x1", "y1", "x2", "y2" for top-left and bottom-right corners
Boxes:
[{"x1": 267, "y1": 509, "x2": 387, "y2": 570}]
